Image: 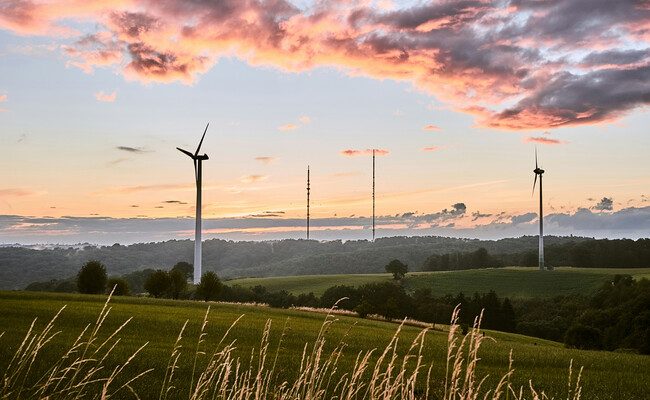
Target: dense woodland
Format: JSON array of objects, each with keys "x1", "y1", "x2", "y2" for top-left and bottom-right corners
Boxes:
[{"x1": 4, "y1": 236, "x2": 650, "y2": 290}]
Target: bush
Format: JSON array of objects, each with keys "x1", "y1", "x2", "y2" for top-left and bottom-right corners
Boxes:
[
  {"x1": 169, "y1": 269, "x2": 187, "y2": 299},
  {"x1": 77, "y1": 261, "x2": 108, "y2": 294},
  {"x1": 564, "y1": 323, "x2": 602, "y2": 350},
  {"x1": 144, "y1": 270, "x2": 172, "y2": 298},
  {"x1": 196, "y1": 272, "x2": 222, "y2": 301},
  {"x1": 171, "y1": 261, "x2": 193, "y2": 281},
  {"x1": 107, "y1": 278, "x2": 130, "y2": 296}
]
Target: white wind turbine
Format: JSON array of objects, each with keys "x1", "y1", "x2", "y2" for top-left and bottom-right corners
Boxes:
[
  {"x1": 177, "y1": 123, "x2": 209, "y2": 284},
  {"x1": 532, "y1": 148, "x2": 546, "y2": 271}
]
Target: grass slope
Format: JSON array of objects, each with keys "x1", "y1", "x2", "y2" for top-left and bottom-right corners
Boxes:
[
  {"x1": 1, "y1": 291, "x2": 649, "y2": 399},
  {"x1": 227, "y1": 267, "x2": 650, "y2": 298}
]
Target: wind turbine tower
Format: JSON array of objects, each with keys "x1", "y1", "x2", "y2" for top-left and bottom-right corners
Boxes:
[
  {"x1": 177, "y1": 123, "x2": 210, "y2": 284},
  {"x1": 372, "y1": 149, "x2": 376, "y2": 242},
  {"x1": 532, "y1": 149, "x2": 545, "y2": 271},
  {"x1": 307, "y1": 165, "x2": 310, "y2": 240}
]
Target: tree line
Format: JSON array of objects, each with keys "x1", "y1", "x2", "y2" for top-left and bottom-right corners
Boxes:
[
  {"x1": 422, "y1": 239, "x2": 650, "y2": 271},
  {"x1": 2, "y1": 235, "x2": 598, "y2": 290}
]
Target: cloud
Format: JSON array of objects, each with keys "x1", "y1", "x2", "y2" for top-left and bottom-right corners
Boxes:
[
  {"x1": 298, "y1": 115, "x2": 311, "y2": 124},
  {"x1": 471, "y1": 211, "x2": 492, "y2": 221},
  {"x1": 523, "y1": 136, "x2": 567, "y2": 145},
  {"x1": 278, "y1": 123, "x2": 297, "y2": 132},
  {"x1": 1, "y1": 0, "x2": 648, "y2": 130},
  {"x1": 240, "y1": 175, "x2": 267, "y2": 184},
  {"x1": 423, "y1": 124, "x2": 441, "y2": 132},
  {"x1": 0, "y1": 94, "x2": 6, "y2": 102},
  {"x1": 163, "y1": 200, "x2": 188, "y2": 205},
  {"x1": 422, "y1": 145, "x2": 442, "y2": 152},
  {"x1": 0, "y1": 188, "x2": 42, "y2": 197},
  {"x1": 94, "y1": 90, "x2": 116, "y2": 102},
  {"x1": 254, "y1": 156, "x2": 276, "y2": 164},
  {"x1": 116, "y1": 146, "x2": 148, "y2": 153},
  {"x1": 511, "y1": 213, "x2": 537, "y2": 225},
  {"x1": 3, "y1": 206, "x2": 650, "y2": 244},
  {"x1": 592, "y1": 197, "x2": 614, "y2": 211},
  {"x1": 340, "y1": 149, "x2": 389, "y2": 157}
]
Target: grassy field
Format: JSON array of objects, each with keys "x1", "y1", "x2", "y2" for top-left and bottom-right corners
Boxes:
[
  {"x1": 227, "y1": 267, "x2": 650, "y2": 298},
  {"x1": 1, "y1": 291, "x2": 649, "y2": 399}
]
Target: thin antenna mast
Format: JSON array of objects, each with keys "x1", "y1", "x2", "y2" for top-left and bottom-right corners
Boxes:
[
  {"x1": 307, "y1": 165, "x2": 310, "y2": 240},
  {"x1": 372, "y1": 149, "x2": 376, "y2": 242}
]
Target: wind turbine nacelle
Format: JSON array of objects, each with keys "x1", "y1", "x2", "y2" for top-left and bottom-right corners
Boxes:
[
  {"x1": 196, "y1": 154, "x2": 209, "y2": 160},
  {"x1": 534, "y1": 168, "x2": 545, "y2": 174}
]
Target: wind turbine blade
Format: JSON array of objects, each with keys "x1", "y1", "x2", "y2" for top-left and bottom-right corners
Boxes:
[
  {"x1": 177, "y1": 147, "x2": 195, "y2": 158},
  {"x1": 535, "y1": 147, "x2": 538, "y2": 169},
  {"x1": 532, "y1": 174, "x2": 538, "y2": 196},
  {"x1": 195, "y1": 123, "x2": 209, "y2": 156},
  {"x1": 194, "y1": 159, "x2": 198, "y2": 182}
]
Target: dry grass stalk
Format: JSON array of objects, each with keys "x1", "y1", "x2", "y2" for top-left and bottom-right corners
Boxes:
[{"x1": 1, "y1": 297, "x2": 582, "y2": 400}]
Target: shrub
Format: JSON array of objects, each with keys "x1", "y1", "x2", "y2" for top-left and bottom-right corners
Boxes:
[
  {"x1": 144, "y1": 270, "x2": 172, "y2": 298},
  {"x1": 107, "y1": 277, "x2": 130, "y2": 296},
  {"x1": 196, "y1": 271, "x2": 222, "y2": 301},
  {"x1": 168, "y1": 268, "x2": 187, "y2": 299},
  {"x1": 565, "y1": 323, "x2": 602, "y2": 350}
]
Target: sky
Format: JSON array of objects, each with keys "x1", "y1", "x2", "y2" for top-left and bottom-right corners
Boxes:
[{"x1": 0, "y1": 0, "x2": 649, "y2": 244}]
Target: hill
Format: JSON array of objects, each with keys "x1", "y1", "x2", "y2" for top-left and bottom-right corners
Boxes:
[
  {"x1": 0, "y1": 291, "x2": 648, "y2": 399},
  {"x1": 0, "y1": 235, "x2": 596, "y2": 290},
  {"x1": 228, "y1": 267, "x2": 650, "y2": 298}
]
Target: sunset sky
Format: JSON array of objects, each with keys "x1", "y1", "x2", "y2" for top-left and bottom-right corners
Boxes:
[{"x1": 1, "y1": 0, "x2": 649, "y2": 244}]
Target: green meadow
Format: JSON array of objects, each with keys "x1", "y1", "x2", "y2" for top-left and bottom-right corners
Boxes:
[
  {"x1": 1, "y1": 291, "x2": 648, "y2": 399},
  {"x1": 227, "y1": 267, "x2": 650, "y2": 297}
]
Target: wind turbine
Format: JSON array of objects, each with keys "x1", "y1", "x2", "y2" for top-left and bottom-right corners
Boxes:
[
  {"x1": 307, "y1": 165, "x2": 310, "y2": 240},
  {"x1": 372, "y1": 149, "x2": 376, "y2": 242},
  {"x1": 532, "y1": 148, "x2": 545, "y2": 271},
  {"x1": 177, "y1": 123, "x2": 209, "y2": 284}
]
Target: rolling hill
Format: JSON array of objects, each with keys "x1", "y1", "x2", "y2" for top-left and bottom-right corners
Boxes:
[{"x1": 1, "y1": 291, "x2": 649, "y2": 399}]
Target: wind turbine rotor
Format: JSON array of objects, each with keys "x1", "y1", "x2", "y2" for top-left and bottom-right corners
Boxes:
[
  {"x1": 195, "y1": 123, "x2": 209, "y2": 156},
  {"x1": 177, "y1": 147, "x2": 195, "y2": 158}
]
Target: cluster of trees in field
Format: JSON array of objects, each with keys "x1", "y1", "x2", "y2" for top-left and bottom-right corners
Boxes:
[
  {"x1": 1, "y1": 235, "x2": 601, "y2": 289},
  {"x1": 516, "y1": 276, "x2": 650, "y2": 354}
]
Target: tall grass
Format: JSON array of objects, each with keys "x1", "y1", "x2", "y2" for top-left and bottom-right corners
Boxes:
[{"x1": 0, "y1": 293, "x2": 582, "y2": 399}]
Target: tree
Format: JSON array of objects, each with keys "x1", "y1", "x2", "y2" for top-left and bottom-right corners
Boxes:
[
  {"x1": 196, "y1": 272, "x2": 222, "y2": 301},
  {"x1": 77, "y1": 260, "x2": 108, "y2": 294},
  {"x1": 385, "y1": 259, "x2": 408, "y2": 280},
  {"x1": 171, "y1": 261, "x2": 193, "y2": 281},
  {"x1": 144, "y1": 270, "x2": 171, "y2": 298},
  {"x1": 107, "y1": 278, "x2": 130, "y2": 296},
  {"x1": 169, "y1": 268, "x2": 187, "y2": 299}
]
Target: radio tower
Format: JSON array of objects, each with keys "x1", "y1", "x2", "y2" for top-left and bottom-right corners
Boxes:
[
  {"x1": 307, "y1": 165, "x2": 310, "y2": 240},
  {"x1": 372, "y1": 149, "x2": 376, "y2": 242}
]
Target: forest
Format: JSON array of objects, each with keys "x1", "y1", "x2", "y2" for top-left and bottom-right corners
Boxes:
[{"x1": 3, "y1": 235, "x2": 649, "y2": 290}]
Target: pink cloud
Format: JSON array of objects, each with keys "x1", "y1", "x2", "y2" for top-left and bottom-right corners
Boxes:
[
  {"x1": 1, "y1": 0, "x2": 647, "y2": 130},
  {"x1": 94, "y1": 90, "x2": 117, "y2": 102},
  {"x1": 278, "y1": 123, "x2": 297, "y2": 132},
  {"x1": 0, "y1": 188, "x2": 42, "y2": 197},
  {"x1": 422, "y1": 146, "x2": 442, "y2": 152},
  {"x1": 524, "y1": 136, "x2": 567, "y2": 145},
  {"x1": 240, "y1": 175, "x2": 267, "y2": 183},
  {"x1": 0, "y1": 94, "x2": 7, "y2": 102},
  {"x1": 255, "y1": 156, "x2": 276, "y2": 164},
  {"x1": 423, "y1": 124, "x2": 441, "y2": 131},
  {"x1": 340, "y1": 149, "x2": 389, "y2": 157}
]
